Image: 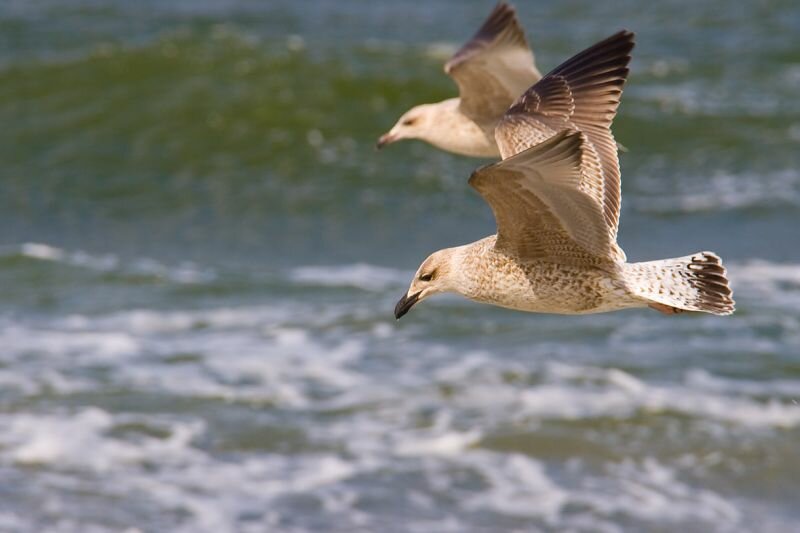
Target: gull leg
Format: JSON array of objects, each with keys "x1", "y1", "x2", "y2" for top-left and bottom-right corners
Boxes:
[{"x1": 648, "y1": 303, "x2": 685, "y2": 315}]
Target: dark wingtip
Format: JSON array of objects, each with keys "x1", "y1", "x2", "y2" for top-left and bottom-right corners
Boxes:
[
  {"x1": 505, "y1": 28, "x2": 637, "y2": 123},
  {"x1": 478, "y1": 2, "x2": 524, "y2": 44},
  {"x1": 445, "y1": 1, "x2": 527, "y2": 73}
]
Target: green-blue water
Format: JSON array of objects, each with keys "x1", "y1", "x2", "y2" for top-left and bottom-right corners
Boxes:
[{"x1": 1, "y1": 1, "x2": 799, "y2": 531}]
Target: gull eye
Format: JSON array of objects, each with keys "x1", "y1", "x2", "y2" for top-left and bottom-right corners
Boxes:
[
  {"x1": 419, "y1": 272, "x2": 433, "y2": 282},
  {"x1": 402, "y1": 118, "x2": 417, "y2": 126}
]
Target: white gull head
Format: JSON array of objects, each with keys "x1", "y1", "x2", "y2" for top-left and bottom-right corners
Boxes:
[
  {"x1": 394, "y1": 245, "x2": 472, "y2": 319},
  {"x1": 377, "y1": 102, "x2": 445, "y2": 149}
]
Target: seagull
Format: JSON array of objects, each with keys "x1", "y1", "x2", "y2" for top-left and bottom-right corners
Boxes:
[
  {"x1": 376, "y1": 2, "x2": 541, "y2": 157},
  {"x1": 394, "y1": 31, "x2": 734, "y2": 320}
]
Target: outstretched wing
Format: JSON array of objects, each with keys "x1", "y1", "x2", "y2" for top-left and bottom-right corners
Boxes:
[
  {"x1": 469, "y1": 130, "x2": 622, "y2": 266},
  {"x1": 444, "y1": 2, "x2": 541, "y2": 124},
  {"x1": 495, "y1": 30, "x2": 634, "y2": 239}
]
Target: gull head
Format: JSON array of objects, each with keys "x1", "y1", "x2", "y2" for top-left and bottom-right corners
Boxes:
[
  {"x1": 377, "y1": 104, "x2": 435, "y2": 149},
  {"x1": 395, "y1": 247, "x2": 461, "y2": 319}
]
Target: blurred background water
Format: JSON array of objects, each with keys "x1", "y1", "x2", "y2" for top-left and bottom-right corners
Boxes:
[{"x1": 1, "y1": 1, "x2": 799, "y2": 531}]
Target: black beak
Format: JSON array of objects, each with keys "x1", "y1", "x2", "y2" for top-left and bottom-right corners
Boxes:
[
  {"x1": 394, "y1": 291, "x2": 421, "y2": 319},
  {"x1": 376, "y1": 133, "x2": 395, "y2": 150}
]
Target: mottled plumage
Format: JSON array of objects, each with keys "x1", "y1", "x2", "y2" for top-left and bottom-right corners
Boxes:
[
  {"x1": 395, "y1": 128, "x2": 735, "y2": 319},
  {"x1": 495, "y1": 30, "x2": 635, "y2": 238}
]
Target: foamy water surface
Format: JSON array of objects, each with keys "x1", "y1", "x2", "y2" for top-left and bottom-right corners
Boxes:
[{"x1": 0, "y1": 243, "x2": 799, "y2": 531}]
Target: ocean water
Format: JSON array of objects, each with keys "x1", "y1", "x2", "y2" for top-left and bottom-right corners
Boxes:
[{"x1": 1, "y1": 1, "x2": 799, "y2": 531}]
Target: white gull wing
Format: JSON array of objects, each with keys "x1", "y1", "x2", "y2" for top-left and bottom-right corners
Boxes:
[
  {"x1": 444, "y1": 2, "x2": 541, "y2": 125},
  {"x1": 469, "y1": 129, "x2": 622, "y2": 266}
]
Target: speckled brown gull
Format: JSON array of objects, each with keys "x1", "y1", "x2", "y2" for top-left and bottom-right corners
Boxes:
[
  {"x1": 376, "y1": 2, "x2": 541, "y2": 157},
  {"x1": 394, "y1": 132, "x2": 734, "y2": 318}
]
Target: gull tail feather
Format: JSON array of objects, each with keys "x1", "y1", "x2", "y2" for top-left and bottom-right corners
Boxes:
[{"x1": 625, "y1": 252, "x2": 735, "y2": 316}]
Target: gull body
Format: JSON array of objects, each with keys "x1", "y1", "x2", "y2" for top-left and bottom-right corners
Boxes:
[
  {"x1": 396, "y1": 236, "x2": 730, "y2": 318},
  {"x1": 395, "y1": 32, "x2": 735, "y2": 319},
  {"x1": 377, "y1": 3, "x2": 540, "y2": 157},
  {"x1": 422, "y1": 237, "x2": 637, "y2": 315},
  {"x1": 391, "y1": 99, "x2": 499, "y2": 158}
]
